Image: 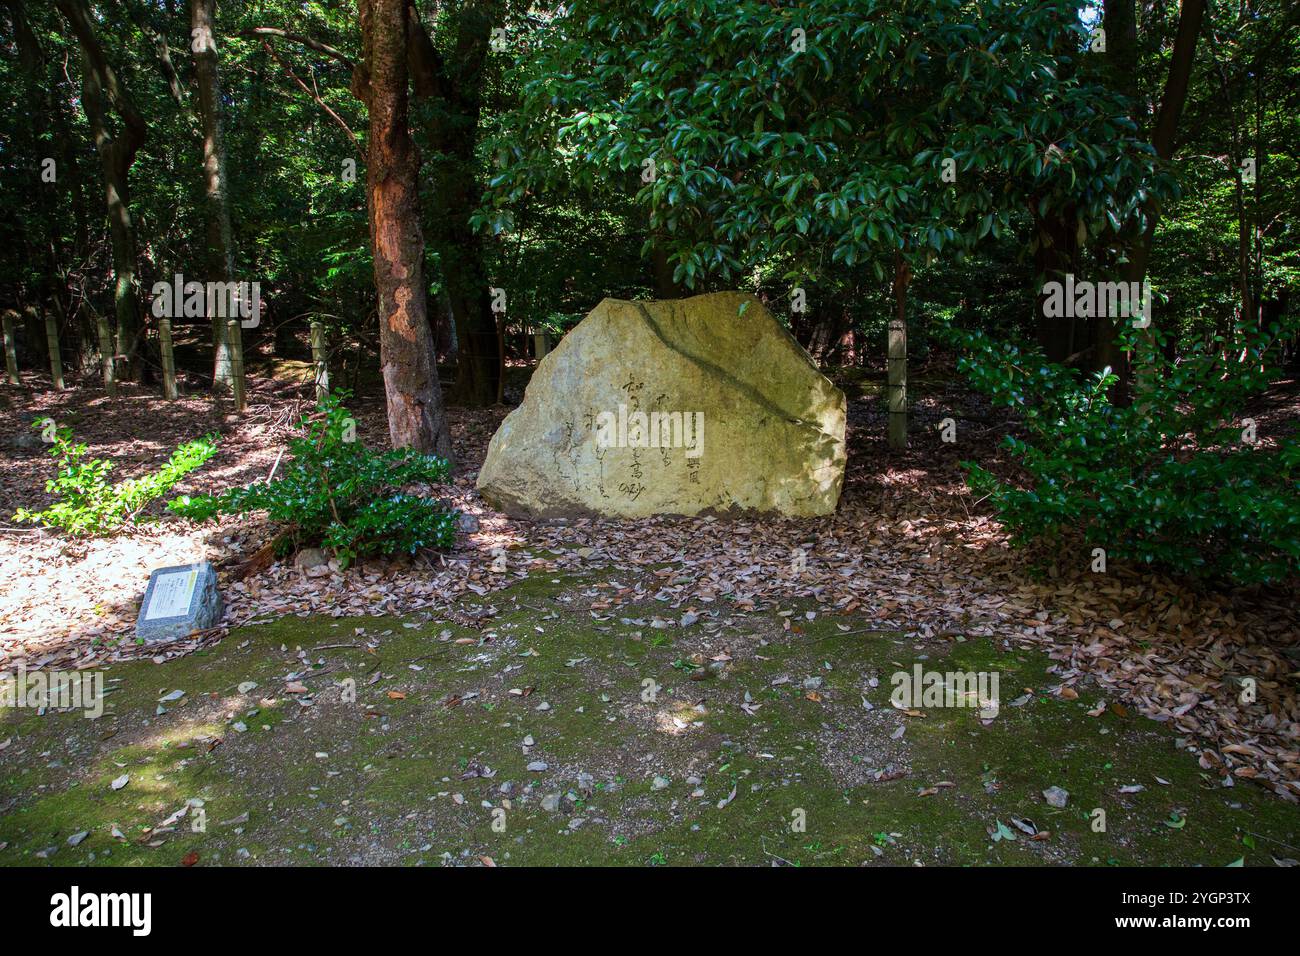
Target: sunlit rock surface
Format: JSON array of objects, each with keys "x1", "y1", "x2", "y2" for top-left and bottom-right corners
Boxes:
[{"x1": 477, "y1": 292, "x2": 845, "y2": 517}]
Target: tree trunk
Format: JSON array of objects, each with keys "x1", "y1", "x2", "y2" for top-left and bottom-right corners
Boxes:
[
  {"x1": 407, "y1": 1, "x2": 501, "y2": 407},
  {"x1": 190, "y1": 0, "x2": 238, "y2": 392},
  {"x1": 1125, "y1": 0, "x2": 1206, "y2": 395},
  {"x1": 57, "y1": 0, "x2": 147, "y2": 382},
  {"x1": 1095, "y1": 0, "x2": 1142, "y2": 393},
  {"x1": 649, "y1": 240, "x2": 687, "y2": 299},
  {"x1": 434, "y1": 289, "x2": 458, "y2": 362},
  {"x1": 1033, "y1": 204, "x2": 1079, "y2": 364},
  {"x1": 1121, "y1": 0, "x2": 1206, "y2": 291},
  {"x1": 358, "y1": 0, "x2": 453, "y2": 456},
  {"x1": 5, "y1": 0, "x2": 65, "y2": 324},
  {"x1": 1103, "y1": 0, "x2": 1140, "y2": 107},
  {"x1": 1235, "y1": 172, "x2": 1253, "y2": 334}
]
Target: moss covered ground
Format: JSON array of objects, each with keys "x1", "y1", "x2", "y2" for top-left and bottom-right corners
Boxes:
[{"x1": 3, "y1": 569, "x2": 1296, "y2": 867}]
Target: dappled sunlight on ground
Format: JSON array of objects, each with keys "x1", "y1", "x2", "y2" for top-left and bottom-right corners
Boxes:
[
  {"x1": 2, "y1": 369, "x2": 1298, "y2": 806},
  {"x1": 3, "y1": 580, "x2": 1297, "y2": 867},
  {"x1": 654, "y1": 701, "x2": 707, "y2": 736}
]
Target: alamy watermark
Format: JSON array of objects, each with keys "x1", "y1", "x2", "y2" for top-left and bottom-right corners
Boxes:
[
  {"x1": 50, "y1": 886, "x2": 150, "y2": 936},
  {"x1": 593, "y1": 404, "x2": 704, "y2": 457},
  {"x1": 890, "y1": 664, "x2": 1000, "y2": 719},
  {"x1": 1041, "y1": 274, "x2": 1151, "y2": 328},
  {"x1": 150, "y1": 273, "x2": 261, "y2": 328},
  {"x1": 1, "y1": 665, "x2": 104, "y2": 719}
]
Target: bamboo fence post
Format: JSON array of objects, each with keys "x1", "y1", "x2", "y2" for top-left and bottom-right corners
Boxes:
[
  {"x1": 2, "y1": 310, "x2": 19, "y2": 385},
  {"x1": 96, "y1": 313, "x2": 117, "y2": 397},
  {"x1": 227, "y1": 319, "x2": 246, "y2": 411},
  {"x1": 159, "y1": 317, "x2": 178, "y2": 399},
  {"x1": 44, "y1": 312, "x2": 64, "y2": 389},
  {"x1": 310, "y1": 320, "x2": 329, "y2": 400}
]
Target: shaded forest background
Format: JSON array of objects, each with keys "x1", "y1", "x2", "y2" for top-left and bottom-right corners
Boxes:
[{"x1": 1, "y1": 0, "x2": 1296, "y2": 415}]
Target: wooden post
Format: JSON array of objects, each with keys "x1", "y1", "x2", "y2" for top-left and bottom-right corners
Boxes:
[
  {"x1": 96, "y1": 314, "x2": 117, "y2": 397},
  {"x1": 45, "y1": 313, "x2": 64, "y2": 390},
  {"x1": 534, "y1": 330, "x2": 551, "y2": 361},
  {"x1": 310, "y1": 320, "x2": 329, "y2": 400},
  {"x1": 887, "y1": 317, "x2": 907, "y2": 449},
  {"x1": 22, "y1": 306, "x2": 48, "y2": 367},
  {"x1": 212, "y1": 315, "x2": 233, "y2": 394},
  {"x1": 158, "y1": 318, "x2": 178, "y2": 399},
  {"x1": 887, "y1": 253, "x2": 910, "y2": 450},
  {"x1": 227, "y1": 319, "x2": 246, "y2": 411},
  {"x1": 2, "y1": 310, "x2": 19, "y2": 385}
]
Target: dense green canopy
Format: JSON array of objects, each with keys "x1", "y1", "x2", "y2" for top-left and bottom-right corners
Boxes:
[{"x1": 0, "y1": 0, "x2": 1295, "y2": 380}]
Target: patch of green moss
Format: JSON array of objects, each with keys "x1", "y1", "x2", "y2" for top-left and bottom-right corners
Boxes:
[{"x1": 2, "y1": 572, "x2": 1296, "y2": 866}]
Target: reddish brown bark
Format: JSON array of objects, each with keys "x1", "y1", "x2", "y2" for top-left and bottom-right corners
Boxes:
[{"x1": 358, "y1": 0, "x2": 453, "y2": 457}]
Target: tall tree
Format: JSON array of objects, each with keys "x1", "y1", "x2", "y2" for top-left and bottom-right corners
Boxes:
[
  {"x1": 56, "y1": 0, "x2": 148, "y2": 381},
  {"x1": 408, "y1": 0, "x2": 503, "y2": 407},
  {"x1": 1104, "y1": 0, "x2": 1205, "y2": 395},
  {"x1": 358, "y1": 0, "x2": 453, "y2": 455},
  {"x1": 190, "y1": 0, "x2": 238, "y2": 391},
  {"x1": 1093, "y1": 0, "x2": 1142, "y2": 389},
  {"x1": 4, "y1": 0, "x2": 66, "y2": 335},
  {"x1": 245, "y1": 2, "x2": 505, "y2": 408},
  {"x1": 1121, "y1": 0, "x2": 1206, "y2": 291}
]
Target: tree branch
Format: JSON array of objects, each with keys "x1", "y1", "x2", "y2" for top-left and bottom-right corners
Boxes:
[
  {"x1": 241, "y1": 27, "x2": 356, "y2": 71},
  {"x1": 260, "y1": 40, "x2": 359, "y2": 146}
]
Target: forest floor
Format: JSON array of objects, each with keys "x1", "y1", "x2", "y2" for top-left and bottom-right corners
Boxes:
[{"x1": 1, "y1": 357, "x2": 1298, "y2": 865}]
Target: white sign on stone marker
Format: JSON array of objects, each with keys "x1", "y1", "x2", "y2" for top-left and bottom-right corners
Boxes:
[
  {"x1": 135, "y1": 562, "x2": 223, "y2": 643},
  {"x1": 143, "y1": 569, "x2": 199, "y2": 621}
]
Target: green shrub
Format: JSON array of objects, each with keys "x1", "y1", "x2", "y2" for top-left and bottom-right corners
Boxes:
[
  {"x1": 169, "y1": 392, "x2": 455, "y2": 567},
  {"x1": 14, "y1": 422, "x2": 218, "y2": 536},
  {"x1": 939, "y1": 320, "x2": 1300, "y2": 584}
]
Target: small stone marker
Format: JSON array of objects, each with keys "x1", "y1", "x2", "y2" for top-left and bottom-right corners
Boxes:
[{"x1": 135, "y1": 562, "x2": 223, "y2": 643}]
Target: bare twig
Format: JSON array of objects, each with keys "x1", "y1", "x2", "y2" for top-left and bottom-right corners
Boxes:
[
  {"x1": 241, "y1": 27, "x2": 355, "y2": 70},
  {"x1": 260, "y1": 40, "x2": 358, "y2": 145}
]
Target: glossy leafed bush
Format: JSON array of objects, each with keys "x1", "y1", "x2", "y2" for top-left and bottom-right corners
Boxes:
[
  {"x1": 169, "y1": 392, "x2": 455, "y2": 567},
  {"x1": 941, "y1": 320, "x2": 1300, "y2": 585}
]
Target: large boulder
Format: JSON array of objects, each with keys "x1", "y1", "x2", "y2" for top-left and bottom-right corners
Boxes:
[{"x1": 477, "y1": 292, "x2": 845, "y2": 518}]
